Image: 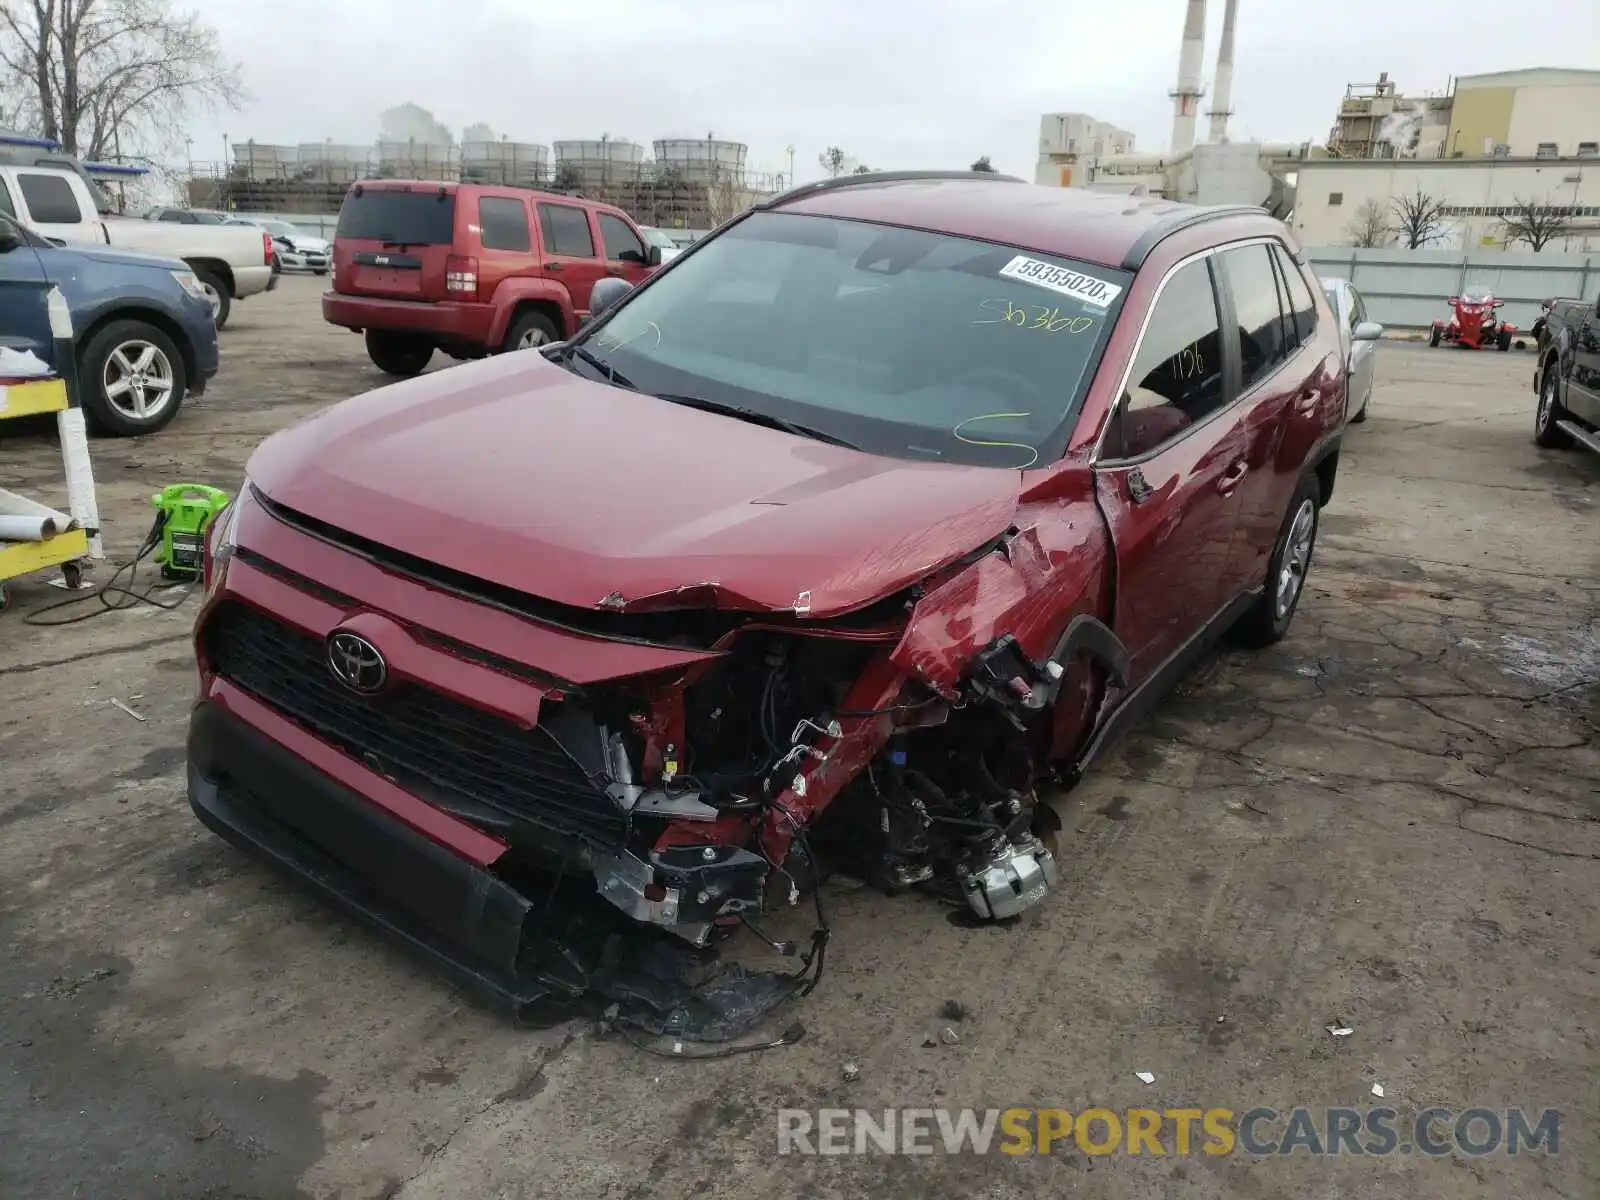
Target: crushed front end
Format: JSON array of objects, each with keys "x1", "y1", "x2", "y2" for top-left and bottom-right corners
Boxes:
[{"x1": 190, "y1": 487, "x2": 1080, "y2": 1036}]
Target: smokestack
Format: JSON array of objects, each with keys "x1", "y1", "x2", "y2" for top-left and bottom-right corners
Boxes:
[
  {"x1": 1169, "y1": 0, "x2": 1207, "y2": 155},
  {"x1": 1206, "y1": 0, "x2": 1238, "y2": 143}
]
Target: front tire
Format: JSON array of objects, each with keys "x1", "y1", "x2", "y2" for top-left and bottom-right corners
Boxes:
[
  {"x1": 365, "y1": 330, "x2": 433, "y2": 377},
  {"x1": 1428, "y1": 327, "x2": 1442, "y2": 347},
  {"x1": 194, "y1": 270, "x2": 231, "y2": 329},
  {"x1": 77, "y1": 319, "x2": 187, "y2": 437},
  {"x1": 1534, "y1": 365, "x2": 1574, "y2": 449},
  {"x1": 1232, "y1": 475, "x2": 1320, "y2": 649}
]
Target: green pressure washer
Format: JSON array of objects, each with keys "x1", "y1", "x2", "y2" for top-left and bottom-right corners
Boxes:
[{"x1": 151, "y1": 484, "x2": 231, "y2": 580}]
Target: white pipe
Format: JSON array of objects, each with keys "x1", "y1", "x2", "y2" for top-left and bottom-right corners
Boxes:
[
  {"x1": 1170, "y1": 0, "x2": 1207, "y2": 155},
  {"x1": 1207, "y1": 0, "x2": 1238, "y2": 143}
]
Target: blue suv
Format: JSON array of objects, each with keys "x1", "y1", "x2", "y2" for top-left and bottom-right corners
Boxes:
[{"x1": 0, "y1": 214, "x2": 219, "y2": 436}]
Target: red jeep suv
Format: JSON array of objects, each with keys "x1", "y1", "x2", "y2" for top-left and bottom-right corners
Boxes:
[
  {"x1": 195, "y1": 172, "x2": 1345, "y2": 1032},
  {"x1": 322, "y1": 180, "x2": 662, "y2": 376}
]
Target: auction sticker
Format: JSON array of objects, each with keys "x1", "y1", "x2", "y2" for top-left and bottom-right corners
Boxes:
[{"x1": 999, "y1": 256, "x2": 1122, "y2": 309}]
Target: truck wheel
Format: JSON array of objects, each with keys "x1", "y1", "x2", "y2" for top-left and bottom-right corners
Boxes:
[
  {"x1": 1534, "y1": 367, "x2": 1573, "y2": 449},
  {"x1": 365, "y1": 330, "x2": 433, "y2": 376},
  {"x1": 77, "y1": 319, "x2": 187, "y2": 437},
  {"x1": 503, "y1": 310, "x2": 560, "y2": 353},
  {"x1": 194, "y1": 270, "x2": 231, "y2": 330},
  {"x1": 1231, "y1": 475, "x2": 1321, "y2": 649},
  {"x1": 1428, "y1": 327, "x2": 1441, "y2": 347}
]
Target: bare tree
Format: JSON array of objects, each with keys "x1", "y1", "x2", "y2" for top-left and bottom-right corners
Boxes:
[
  {"x1": 1346, "y1": 198, "x2": 1390, "y2": 248},
  {"x1": 970, "y1": 155, "x2": 995, "y2": 173},
  {"x1": 1389, "y1": 188, "x2": 1451, "y2": 249},
  {"x1": 703, "y1": 177, "x2": 755, "y2": 226},
  {"x1": 0, "y1": 0, "x2": 244, "y2": 160},
  {"x1": 1497, "y1": 196, "x2": 1573, "y2": 252},
  {"x1": 818, "y1": 146, "x2": 854, "y2": 177}
]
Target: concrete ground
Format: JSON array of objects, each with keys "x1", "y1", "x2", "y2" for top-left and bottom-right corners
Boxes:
[{"x1": 2, "y1": 276, "x2": 1596, "y2": 1199}]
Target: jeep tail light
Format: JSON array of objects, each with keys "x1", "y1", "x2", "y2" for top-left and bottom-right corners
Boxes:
[
  {"x1": 446, "y1": 255, "x2": 479, "y2": 298},
  {"x1": 262, "y1": 231, "x2": 273, "y2": 265}
]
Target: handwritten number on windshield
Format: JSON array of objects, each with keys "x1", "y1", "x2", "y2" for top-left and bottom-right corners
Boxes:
[{"x1": 977, "y1": 299, "x2": 1095, "y2": 335}]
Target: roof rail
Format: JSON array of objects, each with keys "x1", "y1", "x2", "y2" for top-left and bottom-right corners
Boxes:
[
  {"x1": 1119, "y1": 204, "x2": 1270, "y2": 270},
  {"x1": 758, "y1": 169, "x2": 1026, "y2": 210}
]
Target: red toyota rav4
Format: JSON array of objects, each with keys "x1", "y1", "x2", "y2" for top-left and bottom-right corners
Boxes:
[
  {"x1": 322, "y1": 180, "x2": 662, "y2": 376},
  {"x1": 194, "y1": 173, "x2": 1345, "y2": 1033}
]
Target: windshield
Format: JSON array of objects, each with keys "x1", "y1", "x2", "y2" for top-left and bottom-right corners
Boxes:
[
  {"x1": 579, "y1": 211, "x2": 1129, "y2": 468},
  {"x1": 259, "y1": 220, "x2": 301, "y2": 237},
  {"x1": 336, "y1": 188, "x2": 456, "y2": 243},
  {"x1": 642, "y1": 227, "x2": 677, "y2": 250},
  {"x1": 1461, "y1": 287, "x2": 1493, "y2": 303}
]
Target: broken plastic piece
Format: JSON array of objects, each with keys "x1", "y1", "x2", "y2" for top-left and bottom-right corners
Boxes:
[
  {"x1": 1135, "y1": 1071, "x2": 1156, "y2": 1084},
  {"x1": 1370, "y1": 1082, "x2": 1385, "y2": 1098},
  {"x1": 1326, "y1": 1025, "x2": 1354, "y2": 1037}
]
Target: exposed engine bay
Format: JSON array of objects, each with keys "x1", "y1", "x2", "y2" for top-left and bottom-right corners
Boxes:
[{"x1": 446, "y1": 594, "x2": 1127, "y2": 1043}]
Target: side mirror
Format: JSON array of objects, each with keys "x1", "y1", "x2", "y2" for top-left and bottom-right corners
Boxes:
[
  {"x1": 1352, "y1": 321, "x2": 1384, "y2": 342},
  {"x1": 588, "y1": 276, "x2": 634, "y2": 321},
  {"x1": 0, "y1": 227, "x2": 20, "y2": 253},
  {"x1": 646, "y1": 244, "x2": 663, "y2": 268}
]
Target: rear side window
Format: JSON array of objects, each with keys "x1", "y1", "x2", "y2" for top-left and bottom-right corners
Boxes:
[
  {"x1": 1114, "y1": 258, "x2": 1225, "y2": 458},
  {"x1": 478, "y1": 196, "x2": 530, "y2": 252},
  {"x1": 157, "y1": 210, "x2": 188, "y2": 222},
  {"x1": 538, "y1": 204, "x2": 595, "y2": 257},
  {"x1": 1272, "y1": 245, "x2": 1318, "y2": 346},
  {"x1": 1219, "y1": 244, "x2": 1288, "y2": 393},
  {"x1": 597, "y1": 213, "x2": 646, "y2": 263},
  {"x1": 17, "y1": 173, "x2": 81, "y2": 223},
  {"x1": 337, "y1": 189, "x2": 457, "y2": 244}
]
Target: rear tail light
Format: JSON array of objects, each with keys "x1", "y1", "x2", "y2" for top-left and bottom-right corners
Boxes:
[
  {"x1": 262, "y1": 232, "x2": 273, "y2": 265},
  {"x1": 446, "y1": 254, "x2": 479, "y2": 299}
]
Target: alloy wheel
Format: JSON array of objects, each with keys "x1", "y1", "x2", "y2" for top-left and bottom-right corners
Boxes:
[
  {"x1": 102, "y1": 339, "x2": 176, "y2": 422},
  {"x1": 517, "y1": 327, "x2": 550, "y2": 350},
  {"x1": 1275, "y1": 498, "x2": 1317, "y2": 620},
  {"x1": 199, "y1": 279, "x2": 223, "y2": 321},
  {"x1": 1536, "y1": 373, "x2": 1555, "y2": 432}
]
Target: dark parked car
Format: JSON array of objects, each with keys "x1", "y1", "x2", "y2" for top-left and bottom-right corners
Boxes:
[
  {"x1": 0, "y1": 214, "x2": 218, "y2": 435},
  {"x1": 1533, "y1": 296, "x2": 1600, "y2": 455},
  {"x1": 190, "y1": 174, "x2": 1346, "y2": 1030}
]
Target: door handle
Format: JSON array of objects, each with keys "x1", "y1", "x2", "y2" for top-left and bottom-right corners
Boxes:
[
  {"x1": 544, "y1": 262, "x2": 563, "y2": 271},
  {"x1": 1216, "y1": 459, "x2": 1248, "y2": 495},
  {"x1": 1126, "y1": 468, "x2": 1153, "y2": 504}
]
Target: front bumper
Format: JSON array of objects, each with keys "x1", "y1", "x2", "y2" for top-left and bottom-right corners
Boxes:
[
  {"x1": 187, "y1": 696, "x2": 807, "y2": 1034},
  {"x1": 188, "y1": 698, "x2": 552, "y2": 1017}
]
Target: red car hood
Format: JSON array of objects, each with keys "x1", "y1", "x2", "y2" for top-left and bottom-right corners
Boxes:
[{"x1": 247, "y1": 352, "x2": 1022, "y2": 618}]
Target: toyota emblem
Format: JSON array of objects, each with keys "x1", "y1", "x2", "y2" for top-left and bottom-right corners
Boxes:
[{"x1": 327, "y1": 632, "x2": 388, "y2": 694}]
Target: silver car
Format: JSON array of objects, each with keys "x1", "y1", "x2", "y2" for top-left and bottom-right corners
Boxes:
[{"x1": 1319, "y1": 276, "x2": 1383, "y2": 425}]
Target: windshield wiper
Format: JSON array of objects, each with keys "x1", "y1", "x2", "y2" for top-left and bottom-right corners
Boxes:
[
  {"x1": 566, "y1": 345, "x2": 636, "y2": 390},
  {"x1": 654, "y1": 393, "x2": 860, "y2": 450}
]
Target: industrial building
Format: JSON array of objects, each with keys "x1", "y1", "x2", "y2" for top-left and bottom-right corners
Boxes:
[
  {"x1": 1299, "y1": 66, "x2": 1600, "y2": 249},
  {"x1": 1290, "y1": 157, "x2": 1600, "y2": 251},
  {"x1": 186, "y1": 132, "x2": 776, "y2": 231},
  {"x1": 1328, "y1": 67, "x2": 1600, "y2": 161},
  {"x1": 1032, "y1": 0, "x2": 1314, "y2": 212}
]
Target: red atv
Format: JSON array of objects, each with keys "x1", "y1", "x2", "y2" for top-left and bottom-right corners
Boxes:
[{"x1": 1429, "y1": 288, "x2": 1515, "y2": 350}]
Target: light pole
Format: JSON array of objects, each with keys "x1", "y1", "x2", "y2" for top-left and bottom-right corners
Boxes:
[{"x1": 787, "y1": 144, "x2": 795, "y2": 187}]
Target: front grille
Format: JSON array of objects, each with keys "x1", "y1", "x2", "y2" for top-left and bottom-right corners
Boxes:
[{"x1": 203, "y1": 602, "x2": 627, "y2": 848}]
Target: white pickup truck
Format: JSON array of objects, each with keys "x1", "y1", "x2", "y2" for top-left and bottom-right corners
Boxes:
[{"x1": 0, "y1": 159, "x2": 274, "y2": 328}]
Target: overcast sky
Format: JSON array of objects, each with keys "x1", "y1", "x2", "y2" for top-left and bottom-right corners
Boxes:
[{"x1": 185, "y1": 0, "x2": 1596, "y2": 181}]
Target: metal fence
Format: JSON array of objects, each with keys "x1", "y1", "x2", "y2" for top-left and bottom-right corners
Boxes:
[{"x1": 1305, "y1": 247, "x2": 1599, "y2": 332}]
